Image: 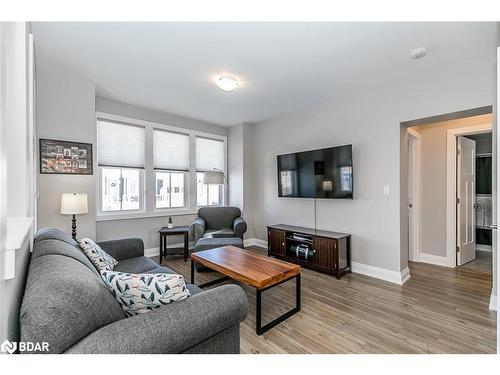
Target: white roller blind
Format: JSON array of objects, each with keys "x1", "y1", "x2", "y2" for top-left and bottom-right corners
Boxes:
[
  {"x1": 153, "y1": 129, "x2": 189, "y2": 171},
  {"x1": 97, "y1": 120, "x2": 145, "y2": 168},
  {"x1": 196, "y1": 136, "x2": 225, "y2": 172}
]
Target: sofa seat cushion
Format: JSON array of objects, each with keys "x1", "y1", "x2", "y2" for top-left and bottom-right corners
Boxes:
[
  {"x1": 114, "y1": 256, "x2": 159, "y2": 273},
  {"x1": 20, "y1": 254, "x2": 127, "y2": 353},
  {"x1": 101, "y1": 271, "x2": 191, "y2": 316},
  {"x1": 145, "y1": 266, "x2": 176, "y2": 275},
  {"x1": 194, "y1": 237, "x2": 244, "y2": 252},
  {"x1": 204, "y1": 229, "x2": 235, "y2": 238}
]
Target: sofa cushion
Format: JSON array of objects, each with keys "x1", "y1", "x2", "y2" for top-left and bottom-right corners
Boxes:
[
  {"x1": 35, "y1": 227, "x2": 79, "y2": 247},
  {"x1": 198, "y1": 206, "x2": 241, "y2": 231},
  {"x1": 194, "y1": 237, "x2": 244, "y2": 252},
  {"x1": 32, "y1": 238, "x2": 101, "y2": 277},
  {"x1": 20, "y1": 254, "x2": 127, "y2": 353},
  {"x1": 101, "y1": 271, "x2": 191, "y2": 316},
  {"x1": 114, "y1": 256, "x2": 159, "y2": 273},
  {"x1": 204, "y1": 229, "x2": 235, "y2": 238},
  {"x1": 146, "y1": 266, "x2": 177, "y2": 275},
  {"x1": 79, "y1": 238, "x2": 118, "y2": 272}
]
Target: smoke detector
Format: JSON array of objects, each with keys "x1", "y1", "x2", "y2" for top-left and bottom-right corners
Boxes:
[{"x1": 410, "y1": 47, "x2": 427, "y2": 60}]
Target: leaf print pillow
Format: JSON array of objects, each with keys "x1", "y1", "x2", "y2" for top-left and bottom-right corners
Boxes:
[
  {"x1": 78, "y1": 238, "x2": 118, "y2": 272},
  {"x1": 100, "y1": 271, "x2": 191, "y2": 316}
]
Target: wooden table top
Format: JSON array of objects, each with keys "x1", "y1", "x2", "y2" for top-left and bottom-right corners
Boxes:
[{"x1": 191, "y1": 246, "x2": 301, "y2": 289}]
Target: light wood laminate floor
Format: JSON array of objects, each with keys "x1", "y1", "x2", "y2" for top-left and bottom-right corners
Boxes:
[{"x1": 156, "y1": 246, "x2": 496, "y2": 354}]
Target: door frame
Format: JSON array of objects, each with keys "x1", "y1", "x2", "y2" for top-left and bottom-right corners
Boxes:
[
  {"x1": 407, "y1": 128, "x2": 421, "y2": 262},
  {"x1": 446, "y1": 123, "x2": 493, "y2": 267}
]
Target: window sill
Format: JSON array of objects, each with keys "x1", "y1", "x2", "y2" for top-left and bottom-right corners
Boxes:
[
  {"x1": 6, "y1": 217, "x2": 34, "y2": 251},
  {"x1": 4, "y1": 217, "x2": 33, "y2": 280},
  {"x1": 96, "y1": 209, "x2": 198, "y2": 222}
]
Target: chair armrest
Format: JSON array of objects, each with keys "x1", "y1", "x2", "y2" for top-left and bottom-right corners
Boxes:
[
  {"x1": 233, "y1": 217, "x2": 247, "y2": 238},
  {"x1": 97, "y1": 238, "x2": 144, "y2": 261},
  {"x1": 65, "y1": 285, "x2": 248, "y2": 354},
  {"x1": 191, "y1": 217, "x2": 206, "y2": 242}
]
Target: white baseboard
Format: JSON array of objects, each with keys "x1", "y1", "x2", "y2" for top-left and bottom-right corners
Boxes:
[
  {"x1": 477, "y1": 244, "x2": 492, "y2": 252},
  {"x1": 144, "y1": 241, "x2": 195, "y2": 258},
  {"x1": 244, "y1": 238, "x2": 268, "y2": 248},
  {"x1": 419, "y1": 253, "x2": 451, "y2": 267},
  {"x1": 351, "y1": 262, "x2": 411, "y2": 285},
  {"x1": 489, "y1": 293, "x2": 497, "y2": 311},
  {"x1": 145, "y1": 247, "x2": 159, "y2": 257}
]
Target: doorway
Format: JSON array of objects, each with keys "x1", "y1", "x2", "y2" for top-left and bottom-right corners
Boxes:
[
  {"x1": 457, "y1": 132, "x2": 493, "y2": 271},
  {"x1": 401, "y1": 107, "x2": 496, "y2": 311}
]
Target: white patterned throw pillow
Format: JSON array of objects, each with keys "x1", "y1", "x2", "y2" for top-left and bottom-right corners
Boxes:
[
  {"x1": 100, "y1": 271, "x2": 191, "y2": 316},
  {"x1": 78, "y1": 238, "x2": 118, "y2": 272}
]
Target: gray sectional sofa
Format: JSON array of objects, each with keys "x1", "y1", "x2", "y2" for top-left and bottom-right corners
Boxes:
[{"x1": 20, "y1": 228, "x2": 248, "y2": 354}]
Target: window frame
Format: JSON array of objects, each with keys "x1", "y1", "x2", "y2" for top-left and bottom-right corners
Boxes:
[{"x1": 96, "y1": 112, "x2": 227, "y2": 221}]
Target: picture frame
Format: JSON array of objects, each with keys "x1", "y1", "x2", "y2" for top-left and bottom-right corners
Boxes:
[{"x1": 39, "y1": 138, "x2": 93, "y2": 175}]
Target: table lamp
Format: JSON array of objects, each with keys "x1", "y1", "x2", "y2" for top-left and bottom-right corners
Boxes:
[{"x1": 61, "y1": 193, "x2": 88, "y2": 240}]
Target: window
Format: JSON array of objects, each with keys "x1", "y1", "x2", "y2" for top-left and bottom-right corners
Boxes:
[
  {"x1": 97, "y1": 120, "x2": 145, "y2": 214},
  {"x1": 156, "y1": 171, "x2": 185, "y2": 208},
  {"x1": 101, "y1": 168, "x2": 142, "y2": 211},
  {"x1": 196, "y1": 137, "x2": 225, "y2": 206},
  {"x1": 96, "y1": 113, "x2": 226, "y2": 219},
  {"x1": 153, "y1": 129, "x2": 189, "y2": 208}
]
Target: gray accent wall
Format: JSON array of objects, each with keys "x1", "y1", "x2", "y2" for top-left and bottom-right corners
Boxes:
[
  {"x1": 228, "y1": 123, "x2": 255, "y2": 238},
  {"x1": 36, "y1": 69, "x2": 229, "y2": 250},
  {"x1": 250, "y1": 60, "x2": 495, "y2": 273},
  {"x1": 37, "y1": 62, "x2": 97, "y2": 239}
]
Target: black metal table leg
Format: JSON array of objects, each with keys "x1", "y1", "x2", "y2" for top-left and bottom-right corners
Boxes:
[
  {"x1": 255, "y1": 273, "x2": 301, "y2": 335},
  {"x1": 184, "y1": 232, "x2": 189, "y2": 262},
  {"x1": 190, "y1": 259, "x2": 195, "y2": 284},
  {"x1": 159, "y1": 234, "x2": 163, "y2": 264}
]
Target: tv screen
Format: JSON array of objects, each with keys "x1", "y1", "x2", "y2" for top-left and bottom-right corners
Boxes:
[{"x1": 277, "y1": 144, "x2": 353, "y2": 199}]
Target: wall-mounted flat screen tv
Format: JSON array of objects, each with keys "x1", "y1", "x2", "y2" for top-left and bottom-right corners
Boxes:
[{"x1": 277, "y1": 144, "x2": 353, "y2": 199}]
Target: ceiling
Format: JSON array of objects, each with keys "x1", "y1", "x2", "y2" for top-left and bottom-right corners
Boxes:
[{"x1": 31, "y1": 22, "x2": 498, "y2": 126}]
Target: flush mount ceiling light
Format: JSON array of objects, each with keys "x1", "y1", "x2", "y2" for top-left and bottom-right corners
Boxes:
[
  {"x1": 410, "y1": 47, "x2": 427, "y2": 60},
  {"x1": 215, "y1": 75, "x2": 240, "y2": 92}
]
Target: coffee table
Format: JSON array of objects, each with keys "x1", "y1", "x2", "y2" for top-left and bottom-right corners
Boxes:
[{"x1": 191, "y1": 246, "x2": 301, "y2": 335}]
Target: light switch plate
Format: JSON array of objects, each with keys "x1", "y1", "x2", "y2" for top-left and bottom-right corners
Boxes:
[{"x1": 383, "y1": 185, "x2": 390, "y2": 195}]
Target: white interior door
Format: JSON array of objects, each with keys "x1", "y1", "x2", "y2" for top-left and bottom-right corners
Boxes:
[
  {"x1": 408, "y1": 133, "x2": 420, "y2": 262},
  {"x1": 457, "y1": 136, "x2": 477, "y2": 266}
]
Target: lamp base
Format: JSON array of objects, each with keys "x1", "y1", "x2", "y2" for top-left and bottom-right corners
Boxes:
[{"x1": 71, "y1": 214, "x2": 77, "y2": 241}]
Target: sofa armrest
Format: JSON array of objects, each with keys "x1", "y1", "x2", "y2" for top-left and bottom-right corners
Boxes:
[
  {"x1": 97, "y1": 238, "x2": 144, "y2": 261},
  {"x1": 65, "y1": 285, "x2": 248, "y2": 354},
  {"x1": 233, "y1": 217, "x2": 247, "y2": 239},
  {"x1": 191, "y1": 217, "x2": 206, "y2": 242}
]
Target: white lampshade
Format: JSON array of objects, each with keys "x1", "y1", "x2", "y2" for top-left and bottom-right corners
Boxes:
[
  {"x1": 60, "y1": 193, "x2": 88, "y2": 215},
  {"x1": 322, "y1": 180, "x2": 333, "y2": 192},
  {"x1": 203, "y1": 171, "x2": 225, "y2": 185}
]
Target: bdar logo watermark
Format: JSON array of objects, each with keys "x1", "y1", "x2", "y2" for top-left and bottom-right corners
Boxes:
[{"x1": 1, "y1": 339, "x2": 49, "y2": 354}]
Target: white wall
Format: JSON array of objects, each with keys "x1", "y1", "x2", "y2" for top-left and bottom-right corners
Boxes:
[
  {"x1": 0, "y1": 22, "x2": 34, "y2": 344},
  {"x1": 415, "y1": 116, "x2": 492, "y2": 257},
  {"x1": 250, "y1": 60, "x2": 495, "y2": 273}
]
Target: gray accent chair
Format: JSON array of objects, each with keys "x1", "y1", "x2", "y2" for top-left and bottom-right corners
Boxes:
[
  {"x1": 191, "y1": 206, "x2": 247, "y2": 243},
  {"x1": 19, "y1": 228, "x2": 248, "y2": 354}
]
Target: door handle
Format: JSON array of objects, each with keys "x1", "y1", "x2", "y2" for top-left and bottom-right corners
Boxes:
[
  {"x1": 473, "y1": 203, "x2": 478, "y2": 208},
  {"x1": 408, "y1": 203, "x2": 413, "y2": 208}
]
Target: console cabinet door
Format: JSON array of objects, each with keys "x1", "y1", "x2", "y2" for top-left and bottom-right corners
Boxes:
[
  {"x1": 313, "y1": 237, "x2": 336, "y2": 272},
  {"x1": 268, "y1": 229, "x2": 286, "y2": 256}
]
